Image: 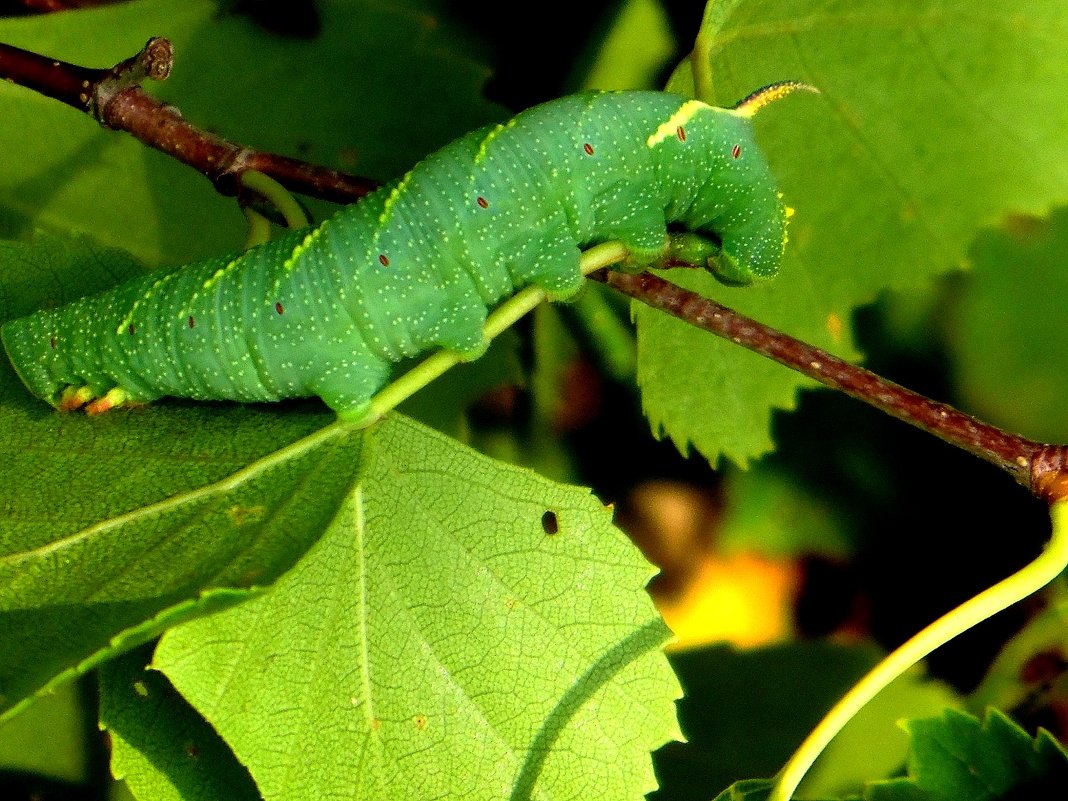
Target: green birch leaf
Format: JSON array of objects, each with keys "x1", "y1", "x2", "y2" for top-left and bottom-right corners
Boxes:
[
  {"x1": 637, "y1": 0, "x2": 1068, "y2": 465},
  {"x1": 0, "y1": 408, "x2": 368, "y2": 721},
  {"x1": 0, "y1": 230, "x2": 147, "y2": 319},
  {"x1": 98, "y1": 645, "x2": 259, "y2": 801},
  {"x1": 865, "y1": 709, "x2": 1068, "y2": 800},
  {"x1": 154, "y1": 413, "x2": 681, "y2": 801},
  {"x1": 0, "y1": 232, "x2": 368, "y2": 722},
  {"x1": 580, "y1": 0, "x2": 676, "y2": 91}
]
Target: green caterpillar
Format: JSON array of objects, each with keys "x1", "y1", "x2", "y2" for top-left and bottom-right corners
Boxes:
[{"x1": 2, "y1": 85, "x2": 808, "y2": 419}]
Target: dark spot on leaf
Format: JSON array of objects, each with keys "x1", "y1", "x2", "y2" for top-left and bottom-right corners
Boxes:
[
  {"x1": 731, "y1": 144, "x2": 741, "y2": 159},
  {"x1": 676, "y1": 126, "x2": 686, "y2": 142},
  {"x1": 128, "y1": 324, "x2": 135, "y2": 335},
  {"x1": 583, "y1": 142, "x2": 594, "y2": 156},
  {"x1": 477, "y1": 196, "x2": 489, "y2": 209},
  {"x1": 378, "y1": 253, "x2": 390, "y2": 267},
  {"x1": 188, "y1": 315, "x2": 195, "y2": 329},
  {"x1": 541, "y1": 510, "x2": 559, "y2": 535},
  {"x1": 275, "y1": 302, "x2": 284, "y2": 315},
  {"x1": 49, "y1": 336, "x2": 57, "y2": 350}
]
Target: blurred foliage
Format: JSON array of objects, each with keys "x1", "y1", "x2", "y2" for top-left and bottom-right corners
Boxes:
[
  {"x1": 652, "y1": 642, "x2": 959, "y2": 800},
  {"x1": 864, "y1": 708, "x2": 1068, "y2": 800},
  {"x1": 948, "y1": 209, "x2": 1068, "y2": 444}
]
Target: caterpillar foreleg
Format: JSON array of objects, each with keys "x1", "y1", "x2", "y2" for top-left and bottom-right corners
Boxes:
[{"x1": 662, "y1": 232, "x2": 724, "y2": 272}]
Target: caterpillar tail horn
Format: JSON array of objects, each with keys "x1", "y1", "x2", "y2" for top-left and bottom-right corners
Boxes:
[{"x1": 731, "y1": 80, "x2": 819, "y2": 119}]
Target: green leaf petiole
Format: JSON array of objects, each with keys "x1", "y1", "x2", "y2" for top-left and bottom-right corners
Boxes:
[{"x1": 769, "y1": 501, "x2": 1068, "y2": 801}]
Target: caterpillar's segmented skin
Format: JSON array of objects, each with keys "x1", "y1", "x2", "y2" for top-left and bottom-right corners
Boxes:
[{"x1": 1, "y1": 89, "x2": 796, "y2": 418}]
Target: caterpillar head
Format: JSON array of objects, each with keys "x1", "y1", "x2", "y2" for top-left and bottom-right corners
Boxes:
[{"x1": 679, "y1": 81, "x2": 818, "y2": 284}]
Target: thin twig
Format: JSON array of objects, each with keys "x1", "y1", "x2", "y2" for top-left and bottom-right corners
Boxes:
[
  {"x1": 9, "y1": 0, "x2": 121, "y2": 11},
  {"x1": 0, "y1": 37, "x2": 378, "y2": 202},
  {"x1": 592, "y1": 269, "x2": 1068, "y2": 502}
]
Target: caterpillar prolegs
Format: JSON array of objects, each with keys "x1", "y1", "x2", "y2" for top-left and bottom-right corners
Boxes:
[{"x1": 2, "y1": 85, "x2": 810, "y2": 419}]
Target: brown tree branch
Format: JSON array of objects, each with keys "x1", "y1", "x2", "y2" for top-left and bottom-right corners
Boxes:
[
  {"x1": 5, "y1": 0, "x2": 121, "y2": 12},
  {"x1": 0, "y1": 37, "x2": 378, "y2": 202},
  {"x1": 591, "y1": 269, "x2": 1068, "y2": 503},
  {"x1": 3, "y1": 36, "x2": 1067, "y2": 502}
]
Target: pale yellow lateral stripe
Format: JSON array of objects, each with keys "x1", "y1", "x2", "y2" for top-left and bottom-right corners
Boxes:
[
  {"x1": 202, "y1": 257, "x2": 242, "y2": 292},
  {"x1": 474, "y1": 121, "x2": 509, "y2": 165},
  {"x1": 646, "y1": 99, "x2": 711, "y2": 148},
  {"x1": 377, "y1": 171, "x2": 414, "y2": 226},
  {"x1": 116, "y1": 271, "x2": 180, "y2": 335},
  {"x1": 282, "y1": 224, "x2": 324, "y2": 272}
]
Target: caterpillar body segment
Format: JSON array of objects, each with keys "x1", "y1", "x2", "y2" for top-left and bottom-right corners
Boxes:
[{"x1": 2, "y1": 88, "x2": 803, "y2": 416}]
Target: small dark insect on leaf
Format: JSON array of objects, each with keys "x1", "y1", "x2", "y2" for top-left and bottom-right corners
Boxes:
[{"x1": 541, "y1": 510, "x2": 559, "y2": 535}]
